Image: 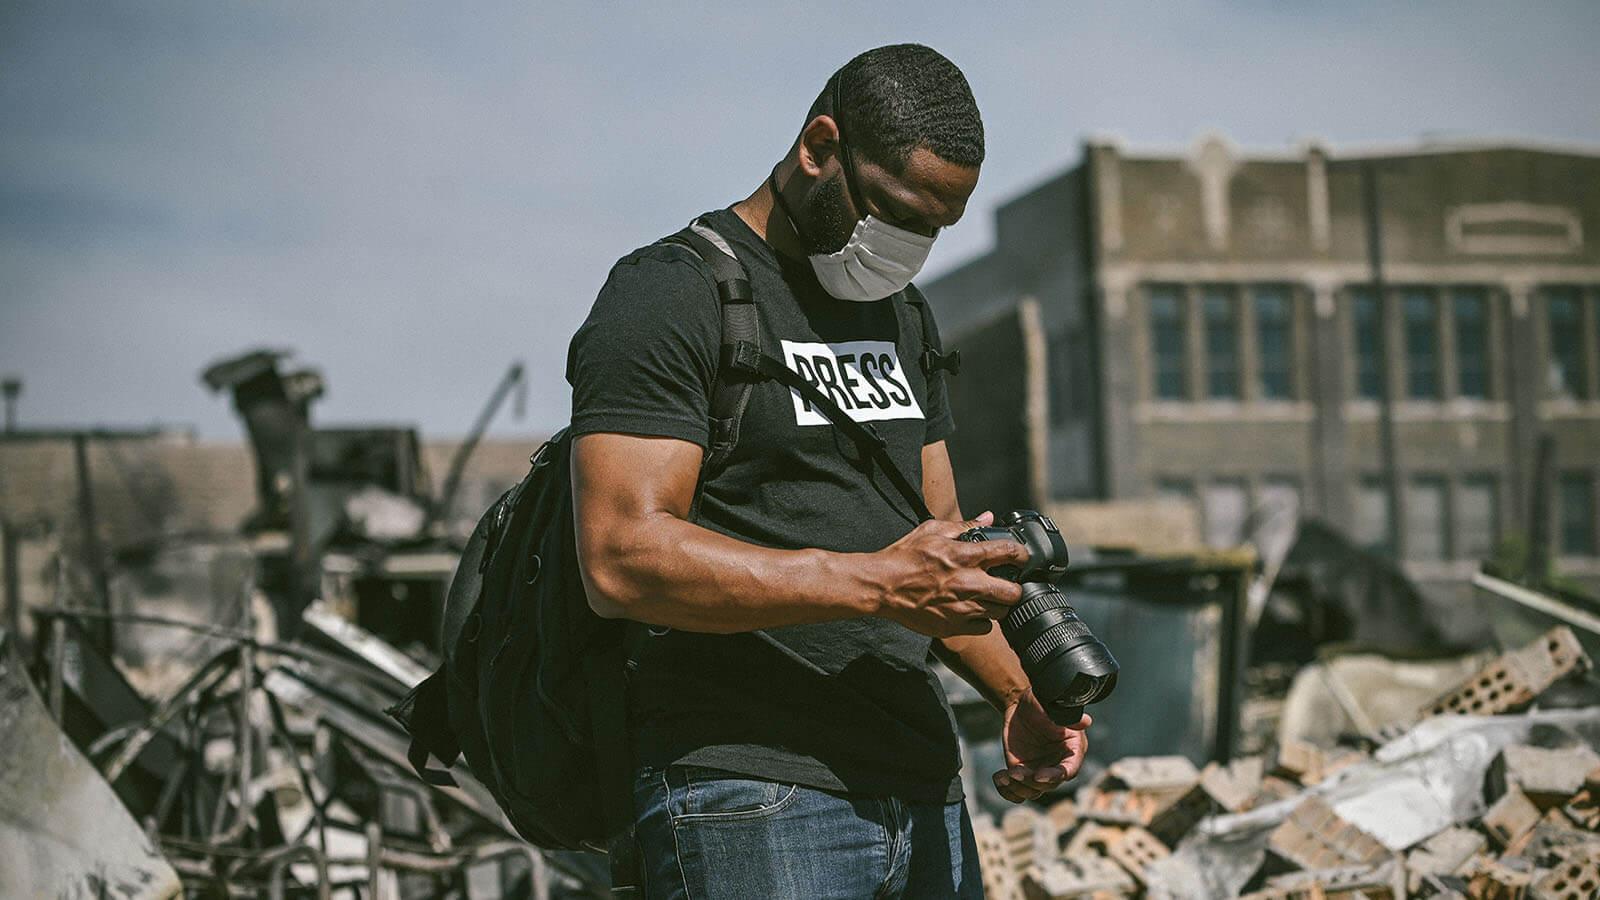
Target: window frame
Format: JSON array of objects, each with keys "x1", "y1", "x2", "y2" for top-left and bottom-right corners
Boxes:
[
  {"x1": 1252, "y1": 285, "x2": 1297, "y2": 402},
  {"x1": 1201, "y1": 285, "x2": 1242, "y2": 401},
  {"x1": 1401, "y1": 287, "x2": 1442, "y2": 401},
  {"x1": 1450, "y1": 286, "x2": 1493, "y2": 401},
  {"x1": 1145, "y1": 284, "x2": 1190, "y2": 402}
]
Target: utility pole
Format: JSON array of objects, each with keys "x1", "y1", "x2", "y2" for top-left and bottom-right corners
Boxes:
[
  {"x1": 1528, "y1": 434, "x2": 1556, "y2": 583},
  {"x1": 2, "y1": 378, "x2": 19, "y2": 433},
  {"x1": 72, "y1": 434, "x2": 114, "y2": 654},
  {"x1": 1362, "y1": 162, "x2": 1405, "y2": 560},
  {"x1": 2, "y1": 521, "x2": 19, "y2": 638},
  {"x1": 427, "y1": 362, "x2": 525, "y2": 534}
]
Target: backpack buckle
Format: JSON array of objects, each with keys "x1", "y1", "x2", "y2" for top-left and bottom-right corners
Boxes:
[
  {"x1": 921, "y1": 348, "x2": 961, "y2": 377},
  {"x1": 720, "y1": 341, "x2": 763, "y2": 375}
]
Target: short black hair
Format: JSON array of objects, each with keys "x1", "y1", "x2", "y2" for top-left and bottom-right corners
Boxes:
[{"x1": 807, "y1": 44, "x2": 984, "y2": 174}]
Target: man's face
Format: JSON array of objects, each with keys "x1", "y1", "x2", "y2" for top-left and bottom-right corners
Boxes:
[{"x1": 796, "y1": 144, "x2": 980, "y2": 255}]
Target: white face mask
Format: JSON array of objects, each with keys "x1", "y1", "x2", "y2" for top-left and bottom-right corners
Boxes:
[{"x1": 808, "y1": 214, "x2": 935, "y2": 302}]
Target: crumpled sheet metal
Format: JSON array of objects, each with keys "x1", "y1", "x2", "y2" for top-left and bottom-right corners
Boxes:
[
  {"x1": 1145, "y1": 709, "x2": 1600, "y2": 900},
  {"x1": 0, "y1": 633, "x2": 181, "y2": 900}
]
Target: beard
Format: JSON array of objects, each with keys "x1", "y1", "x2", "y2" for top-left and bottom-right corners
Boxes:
[{"x1": 797, "y1": 171, "x2": 856, "y2": 255}]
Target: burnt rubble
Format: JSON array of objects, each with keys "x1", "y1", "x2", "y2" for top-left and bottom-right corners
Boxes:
[
  {"x1": 973, "y1": 626, "x2": 1600, "y2": 900},
  {"x1": 14, "y1": 603, "x2": 605, "y2": 898}
]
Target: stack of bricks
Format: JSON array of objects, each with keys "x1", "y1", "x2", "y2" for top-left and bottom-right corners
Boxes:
[{"x1": 968, "y1": 626, "x2": 1600, "y2": 899}]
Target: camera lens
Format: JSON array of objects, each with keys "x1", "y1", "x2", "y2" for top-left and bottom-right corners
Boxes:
[
  {"x1": 959, "y1": 510, "x2": 1118, "y2": 726},
  {"x1": 1001, "y1": 584, "x2": 1119, "y2": 726}
]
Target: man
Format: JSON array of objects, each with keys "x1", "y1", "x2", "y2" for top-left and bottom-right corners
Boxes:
[{"x1": 567, "y1": 44, "x2": 1090, "y2": 899}]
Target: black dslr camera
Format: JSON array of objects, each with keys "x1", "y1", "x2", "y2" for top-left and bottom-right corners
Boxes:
[{"x1": 959, "y1": 510, "x2": 1119, "y2": 726}]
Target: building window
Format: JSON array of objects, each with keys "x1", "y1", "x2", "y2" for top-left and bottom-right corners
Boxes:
[
  {"x1": 1254, "y1": 286, "x2": 1294, "y2": 400},
  {"x1": 1403, "y1": 288, "x2": 1440, "y2": 399},
  {"x1": 1351, "y1": 288, "x2": 1382, "y2": 400},
  {"x1": 1547, "y1": 287, "x2": 1590, "y2": 400},
  {"x1": 1202, "y1": 286, "x2": 1240, "y2": 400},
  {"x1": 1147, "y1": 286, "x2": 1188, "y2": 400},
  {"x1": 1202, "y1": 479, "x2": 1249, "y2": 548},
  {"x1": 1559, "y1": 472, "x2": 1597, "y2": 557},
  {"x1": 1155, "y1": 478, "x2": 1195, "y2": 505},
  {"x1": 1453, "y1": 287, "x2": 1491, "y2": 399},
  {"x1": 1259, "y1": 477, "x2": 1301, "y2": 520},
  {"x1": 1048, "y1": 330, "x2": 1092, "y2": 425},
  {"x1": 1405, "y1": 475, "x2": 1449, "y2": 561},
  {"x1": 1457, "y1": 476, "x2": 1500, "y2": 561},
  {"x1": 1354, "y1": 477, "x2": 1391, "y2": 555}
]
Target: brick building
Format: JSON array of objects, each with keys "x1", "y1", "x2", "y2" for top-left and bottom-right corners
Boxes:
[{"x1": 923, "y1": 136, "x2": 1600, "y2": 596}]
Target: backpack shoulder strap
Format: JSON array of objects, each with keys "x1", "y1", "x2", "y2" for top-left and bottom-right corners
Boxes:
[
  {"x1": 658, "y1": 220, "x2": 760, "y2": 520},
  {"x1": 659, "y1": 222, "x2": 933, "y2": 524},
  {"x1": 901, "y1": 285, "x2": 961, "y2": 379}
]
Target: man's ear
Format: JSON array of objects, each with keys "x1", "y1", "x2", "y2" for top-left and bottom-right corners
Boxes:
[{"x1": 796, "y1": 115, "x2": 841, "y2": 178}]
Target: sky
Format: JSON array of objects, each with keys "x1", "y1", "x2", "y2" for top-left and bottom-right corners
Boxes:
[{"x1": 3, "y1": 2, "x2": 1598, "y2": 441}]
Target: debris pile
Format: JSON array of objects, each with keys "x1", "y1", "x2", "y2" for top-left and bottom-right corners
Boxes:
[
  {"x1": 13, "y1": 603, "x2": 606, "y2": 898},
  {"x1": 972, "y1": 626, "x2": 1600, "y2": 899}
]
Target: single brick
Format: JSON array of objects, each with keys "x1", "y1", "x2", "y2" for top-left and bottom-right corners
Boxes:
[
  {"x1": 1148, "y1": 783, "x2": 1214, "y2": 848},
  {"x1": 1003, "y1": 805, "x2": 1059, "y2": 874},
  {"x1": 1047, "y1": 796, "x2": 1079, "y2": 837},
  {"x1": 1201, "y1": 756, "x2": 1265, "y2": 813},
  {"x1": 1266, "y1": 795, "x2": 1389, "y2": 871},
  {"x1": 1075, "y1": 785, "x2": 1147, "y2": 825},
  {"x1": 1273, "y1": 739, "x2": 1328, "y2": 786},
  {"x1": 1490, "y1": 745, "x2": 1600, "y2": 803},
  {"x1": 1106, "y1": 755, "x2": 1200, "y2": 792},
  {"x1": 1021, "y1": 856, "x2": 1135, "y2": 900},
  {"x1": 1063, "y1": 822, "x2": 1123, "y2": 860},
  {"x1": 1419, "y1": 626, "x2": 1589, "y2": 720},
  {"x1": 1483, "y1": 785, "x2": 1544, "y2": 849},
  {"x1": 1530, "y1": 846, "x2": 1600, "y2": 900},
  {"x1": 1105, "y1": 826, "x2": 1170, "y2": 885},
  {"x1": 1406, "y1": 827, "x2": 1486, "y2": 879},
  {"x1": 973, "y1": 814, "x2": 1017, "y2": 883}
]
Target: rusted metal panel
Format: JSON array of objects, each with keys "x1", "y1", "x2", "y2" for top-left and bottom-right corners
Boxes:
[{"x1": 0, "y1": 630, "x2": 181, "y2": 899}]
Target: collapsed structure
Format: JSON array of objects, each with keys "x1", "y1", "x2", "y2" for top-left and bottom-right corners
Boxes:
[{"x1": 972, "y1": 626, "x2": 1600, "y2": 899}]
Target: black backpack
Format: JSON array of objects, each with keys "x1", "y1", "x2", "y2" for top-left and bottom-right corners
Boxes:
[{"x1": 386, "y1": 217, "x2": 954, "y2": 885}]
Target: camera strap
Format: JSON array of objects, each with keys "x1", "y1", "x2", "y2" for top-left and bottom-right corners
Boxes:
[
  {"x1": 663, "y1": 219, "x2": 935, "y2": 525},
  {"x1": 745, "y1": 352, "x2": 933, "y2": 524}
]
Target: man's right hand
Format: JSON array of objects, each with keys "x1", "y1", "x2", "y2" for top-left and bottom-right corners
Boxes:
[{"x1": 866, "y1": 511, "x2": 1030, "y2": 638}]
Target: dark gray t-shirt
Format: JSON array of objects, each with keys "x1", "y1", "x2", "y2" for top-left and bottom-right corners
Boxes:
[{"x1": 565, "y1": 207, "x2": 961, "y2": 803}]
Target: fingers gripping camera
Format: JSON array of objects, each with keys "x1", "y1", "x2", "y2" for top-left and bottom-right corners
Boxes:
[{"x1": 959, "y1": 511, "x2": 1119, "y2": 726}]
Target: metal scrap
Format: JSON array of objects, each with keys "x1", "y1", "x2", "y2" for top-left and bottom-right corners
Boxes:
[
  {"x1": 0, "y1": 630, "x2": 182, "y2": 899},
  {"x1": 21, "y1": 604, "x2": 604, "y2": 898}
]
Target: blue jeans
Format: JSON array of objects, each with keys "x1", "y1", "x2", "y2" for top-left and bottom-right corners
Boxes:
[{"x1": 632, "y1": 764, "x2": 983, "y2": 899}]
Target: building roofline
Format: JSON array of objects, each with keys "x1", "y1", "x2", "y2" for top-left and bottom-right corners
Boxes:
[{"x1": 1085, "y1": 133, "x2": 1600, "y2": 162}]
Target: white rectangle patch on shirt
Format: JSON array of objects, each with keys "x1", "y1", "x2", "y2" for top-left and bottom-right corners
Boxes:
[{"x1": 779, "y1": 339, "x2": 924, "y2": 426}]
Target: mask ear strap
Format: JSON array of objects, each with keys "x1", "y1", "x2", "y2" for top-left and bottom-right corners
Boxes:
[
  {"x1": 768, "y1": 166, "x2": 815, "y2": 251},
  {"x1": 830, "y1": 70, "x2": 871, "y2": 219}
]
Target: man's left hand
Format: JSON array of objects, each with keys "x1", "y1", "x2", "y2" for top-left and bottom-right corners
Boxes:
[{"x1": 992, "y1": 689, "x2": 1091, "y2": 803}]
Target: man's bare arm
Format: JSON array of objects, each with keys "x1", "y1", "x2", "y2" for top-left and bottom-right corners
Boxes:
[
  {"x1": 922, "y1": 440, "x2": 1032, "y2": 712},
  {"x1": 570, "y1": 432, "x2": 1026, "y2": 636}
]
